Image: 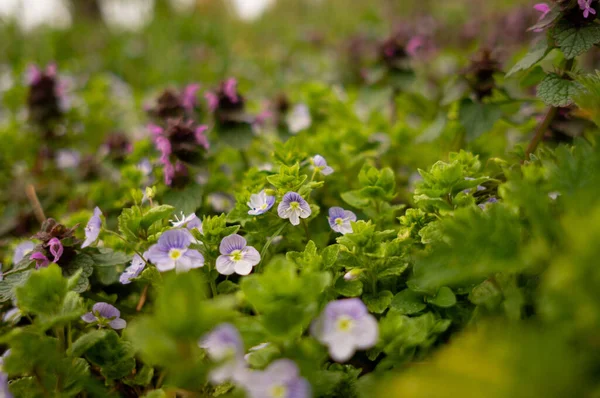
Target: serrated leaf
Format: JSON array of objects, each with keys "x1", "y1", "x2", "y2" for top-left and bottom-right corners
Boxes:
[
  {"x1": 341, "y1": 190, "x2": 370, "y2": 209},
  {"x1": 507, "y1": 38, "x2": 551, "y2": 76},
  {"x1": 0, "y1": 270, "x2": 31, "y2": 302},
  {"x1": 459, "y1": 99, "x2": 502, "y2": 141},
  {"x1": 16, "y1": 264, "x2": 67, "y2": 315},
  {"x1": 68, "y1": 330, "x2": 109, "y2": 357},
  {"x1": 537, "y1": 73, "x2": 581, "y2": 107},
  {"x1": 553, "y1": 21, "x2": 600, "y2": 59},
  {"x1": 63, "y1": 253, "x2": 94, "y2": 293}
]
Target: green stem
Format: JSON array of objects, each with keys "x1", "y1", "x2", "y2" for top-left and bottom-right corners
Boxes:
[
  {"x1": 102, "y1": 228, "x2": 150, "y2": 266},
  {"x1": 209, "y1": 278, "x2": 218, "y2": 297},
  {"x1": 257, "y1": 223, "x2": 287, "y2": 271},
  {"x1": 301, "y1": 219, "x2": 311, "y2": 242}
]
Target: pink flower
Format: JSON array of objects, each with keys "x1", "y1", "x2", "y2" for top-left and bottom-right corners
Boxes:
[
  {"x1": 223, "y1": 78, "x2": 239, "y2": 103},
  {"x1": 181, "y1": 83, "x2": 200, "y2": 112},
  {"x1": 47, "y1": 238, "x2": 63, "y2": 263},
  {"x1": 30, "y1": 252, "x2": 50, "y2": 269},
  {"x1": 578, "y1": 0, "x2": 596, "y2": 18},
  {"x1": 205, "y1": 92, "x2": 219, "y2": 112},
  {"x1": 533, "y1": 3, "x2": 551, "y2": 32}
]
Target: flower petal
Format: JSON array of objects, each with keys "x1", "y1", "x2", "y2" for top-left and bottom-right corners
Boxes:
[
  {"x1": 216, "y1": 255, "x2": 236, "y2": 275},
  {"x1": 109, "y1": 318, "x2": 127, "y2": 330},
  {"x1": 81, "y1": 312, "x2": 97, "y2": 323},
  {"x1": 241, "y1": 246, "x2": 261, "y2": 266},
  {"x1": 219, "y1": 234, "x2": 247, "y2": 255},
  {"x1": 234, "y1": 260, "x2": 254, "y2": 275}
]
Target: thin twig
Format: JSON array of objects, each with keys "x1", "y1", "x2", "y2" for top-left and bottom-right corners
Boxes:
[
  {"x1": 25, "y1": 184, "x2": 46, "y2": 224},
  {"x1": 524, "y1": 106, "x2": 559, "y2": 158},
  {"x1": 136, "y1": 285, "x2": 149, "y2": 311}
]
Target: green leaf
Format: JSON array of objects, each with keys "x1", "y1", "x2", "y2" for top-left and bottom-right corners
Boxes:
[
  {"x1": 459, "y1": 99, "x2": 502, "y2": 141},
  {"x1": 88, "y1": 248, "x2": 131, "y2": 266},
  {"x1": 553, "y1": 21, "x2": 600, "y2": 59},
  {"x1": 363, "y1": 290, "x2": 393, "y2": 314},
  {"x1": 341, "y1": 190, "x2": 370, "y2": 209},
  {"x1": 321, "y1": 244, "x2": 340, "y2": 268},
  {"x1": 391, "y1": 289, "x2": 427, "y2": 315},
  {"x1": 16, "y1": 264, "x2": 67, "y2": 315},
  {"x1": 507, "y1": 38, "x2": 551, "y2": 76},
  {"x1": 135, "y1": 266, "x2": 162, "y2": 287},
  {"x1": 332, "y1": 277, "x2": 363, "y2": 297},
  {"x1": 537, "y1": 73, "x2": 581, "y2": 107},
  {"x1": 68, "y1": 330, "x2": 109, "y2": 357},
  {"x1": 140, "y1": 205, "x2": 175, "y2": 230},
  {"x1": 163, "y1": 185, "x2": 204, "y2": 220},
  {"x1": 63, "y1": 253, "x2": 94, "y2": 293},
  {"x1": 143, "y1": 389, "x2": 167, "y2": 398},
  {"x1": 0, "y1": 270, "x2": 31, "y2": 302},
  {"x1": 83, "y1": 330, "x2": 136, "y2": 380},
  {"x1": 118, "y1": 206, "x2": 143, "y2": 241},
  {"x1": 426, "y1": 286, "x2": 457, "y2": 308}
]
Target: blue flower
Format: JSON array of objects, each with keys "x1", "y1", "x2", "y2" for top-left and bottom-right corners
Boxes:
[
  {"x1": 243, "y1": 359, "x2": 311, "y2": 398},
  {"x1": 277, "y1": 192, "x2": 311, "y2": 226},
  {"x1": 328, "y1": 207, "x2": 357, "y2": 235},
  {"x1": 311, "y1": 298, "x2": 378, "y2": 362},
  {"x1": 311, "y1": 155, "x2": 333, "y2": 175},
  {"x1": 81, "y1": 207, "x2": 102, "y2": 248},
  {"x1": 247, "y1": 190, "x2": 275, "y2": 216},
  {"x1": 216, "y1": 234, "x2": 261, "y2": 276},
  {"x1": 146, "y1": 229, "x2": 204, "y2": 273},
  {"x1": 13, "y1": 241, "x2": 35, "y2": 264},
  {"x1": 0, "y1": 350, "x2": 13, "y2": 398},
  {"x1": 82, "y1": 302, "x2": 126, "y2": 330},
  {"x1": 199, "y1": 323, "x2": 248, "y2": 384},
  {"x1": 119, "y1": 254, "x2": 146, "y2": 285}
]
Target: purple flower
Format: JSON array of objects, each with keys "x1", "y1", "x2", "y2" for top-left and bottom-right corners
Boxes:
[
  {"x1": 181, "y1": 83, "x2": 200, "y2": 112},
  {"x1": 478, "y1": 197, "x2": 498, "y2": 210},
  {"x1": 199, "y1": 323, "x2": 247, "y2": 384},
  {"x1": 247, "y1": 190, "x2": 275, "y2": 216},
  {"x1": 243, "y1": 359, "x2": 311, "y2": 398},
  {"x1": 3, "y1": 307, "x2": 21, "y2": 325},
  {"x1": 579, "y1": 0, "x2": 596, "y2": 18},
  {"x1": 311, "y1": 155, "x2": 333, "y2": 175},
  {"x1": 82, "y1": 302, "x2": 127, "y2": 330},
  {"x1": 47, "y1": 238, "x2": 63, "y2": 263},
  {"x1": 216, "y1": 234, "x2": 260, "y2": 276},
  {"x1": 146, "y1": 229, "x2": 204, "y2": 273},
  {"x1": 0, "y1": 350, "x2": 13, "y2": 398},
  {"x1": 56, "y1": 149, "x2": 81, "y2": 170},
  {"x1": 82, "y1": 207, "x2": 102, "y2": 248},
  {"x1": 119, "y1": 254, "x2": 146, "y2": 285},
  {"x1": 277, "y1": 192, "x2": 311, "y2": 226},
  {"x1": 30, "y1": 252, "x2": 50, "y2": 269},
  {"x1": 311, "y1": 298, "x2": 378, "y2": 362},
  {"x1": 13, "y1": 241, "x2": 35, "y2": 264},
  {"x1": 328, "y1": 207, "x2": 357, "y2": 235},
  {"x1": 171, "y1": 212, "x2": 203, "y2": 243}
]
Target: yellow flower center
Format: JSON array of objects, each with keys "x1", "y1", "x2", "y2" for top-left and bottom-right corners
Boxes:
[
  {"x1": 270, "y1": 384, "x2": 287, "y2": 398},
  {"x1": 169, "y1": 249, "x2": 183, "y2": 260},
  {"x1": 261, "y1": 203, "x2": 268, "y2": 210},
  {"x1": 290, "y1": 201, "x2": 300, "y2": 210},
  {"x1": 231, "y1": 250, "x2": 243, "y2": 262},
  {"x1": 336, "y1": 315, "x2": 354, "y2": 332},
  {"x1": 335, "y1": 217, "x2": 344, "y2": 225}
]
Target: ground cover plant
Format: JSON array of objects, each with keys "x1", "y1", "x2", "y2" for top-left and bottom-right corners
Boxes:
[{"x1": 1, "y1": 0, "x2": 600, "y2": 397}]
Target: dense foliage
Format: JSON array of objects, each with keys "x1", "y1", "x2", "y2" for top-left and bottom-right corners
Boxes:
[{"x1": 1, "y1": 0, "x2": 600, "y2": 397}]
